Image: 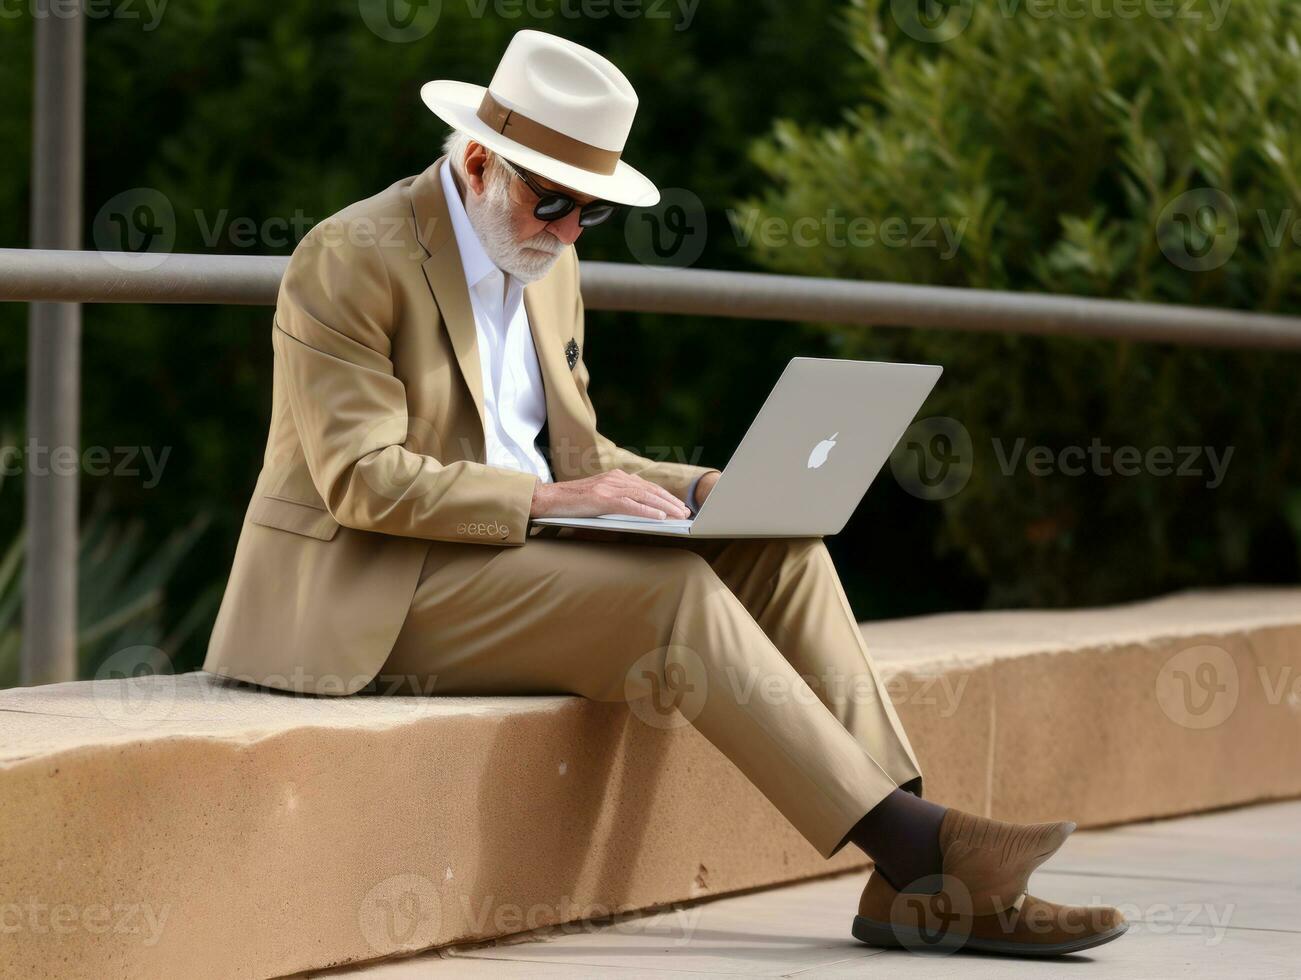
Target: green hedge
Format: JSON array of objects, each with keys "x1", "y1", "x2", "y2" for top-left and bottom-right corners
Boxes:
[{"x1": 741, "y1": 0, "x2": 1301, "y2": 605}]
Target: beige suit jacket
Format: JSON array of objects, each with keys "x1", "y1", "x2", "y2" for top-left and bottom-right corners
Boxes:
[{"x1": 203, "y1": 156, "x2": 719, "y2": 695}]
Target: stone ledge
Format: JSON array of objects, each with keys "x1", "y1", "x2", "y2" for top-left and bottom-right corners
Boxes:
[{"x1": 1, "y1": 587, "x2": 1298, "y2": 979}]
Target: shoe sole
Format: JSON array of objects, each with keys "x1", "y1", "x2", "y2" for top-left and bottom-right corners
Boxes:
[{"x1": 851, "y1": 914, "x2": 1129, "y2": 957}]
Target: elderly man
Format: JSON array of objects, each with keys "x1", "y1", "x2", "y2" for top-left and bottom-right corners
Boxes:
[{"x1": 204, "y1": 30, "x2": 1127, "y2": 957}]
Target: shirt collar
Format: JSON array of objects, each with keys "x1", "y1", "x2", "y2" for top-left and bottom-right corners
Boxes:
[{"x1": 440, "y1": 157, "x2": 502, "y2": 291}]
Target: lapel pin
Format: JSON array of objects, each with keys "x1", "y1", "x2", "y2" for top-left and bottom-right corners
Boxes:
[{"x1": 564, "y1": 338, "x2": 580, "y2": 369}]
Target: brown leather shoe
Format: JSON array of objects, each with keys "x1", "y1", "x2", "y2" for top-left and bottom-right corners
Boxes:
[
  {"x1": 932, "y1": 808, "x2": 1077, "y2": 914},
  {"x1": 852, "y1": 808, "x2": 1128, "y2": 956},
  {"x1": 853, "y1": 870, "x2": 1129, "y2": 956}
]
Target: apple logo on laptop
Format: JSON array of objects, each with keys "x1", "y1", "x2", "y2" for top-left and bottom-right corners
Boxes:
[{"x1": 807, "y1": 432, "x2": 838, "y2": 469}]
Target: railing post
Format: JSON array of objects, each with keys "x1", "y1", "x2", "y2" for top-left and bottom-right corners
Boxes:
[{"x1": 22, "y1": 1, "x2": 84, "y2": 686}]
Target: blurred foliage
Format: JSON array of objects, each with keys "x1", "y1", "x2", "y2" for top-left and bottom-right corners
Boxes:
[
  {"x1": 0, "y1": 488, "x2": 214, "y2": 688},
  {"x1": 1, "y1": 1, "x2": 1297, "y2": 682},
  {"x1": 741, "y1": 0, "x2": 1301, "y2": 605}
]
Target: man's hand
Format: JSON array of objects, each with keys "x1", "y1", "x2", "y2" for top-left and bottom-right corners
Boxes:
[
  {"x1": 693, "y1": 471, "x2": 721, "y2": 506},
  {"x1": 531, "y1": 469, "x2": 692, "y2": 520}
]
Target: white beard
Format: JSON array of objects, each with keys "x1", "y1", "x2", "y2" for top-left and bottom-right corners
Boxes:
[{"x1": 464, "y1": 165, "x2": 566, "y2": 284}]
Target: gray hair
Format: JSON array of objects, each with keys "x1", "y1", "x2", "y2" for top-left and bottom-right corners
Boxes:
[{"x1": 442, "y1": 129, "x2": 509, "y2": 184}]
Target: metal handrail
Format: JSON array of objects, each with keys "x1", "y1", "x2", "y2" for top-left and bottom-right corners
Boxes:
[{"x1": 4, "y1": 247, "x2": 1301, "y2": 350}]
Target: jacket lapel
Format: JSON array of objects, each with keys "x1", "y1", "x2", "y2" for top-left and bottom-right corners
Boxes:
[
  {"x1": 524, "y1": 273, "x2": 590, "y2": 481},
  {"x1": 411, "y1": 157, "x2": 488, "y2": 445}
]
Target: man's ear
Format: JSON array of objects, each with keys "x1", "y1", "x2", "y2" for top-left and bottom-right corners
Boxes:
[{"x1": 463, "y1": 141, "x2": 490, "y2": 197}]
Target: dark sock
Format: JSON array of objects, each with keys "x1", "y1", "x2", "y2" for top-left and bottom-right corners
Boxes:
[{"x1": 845, "y1": 785, "x2": 947, "y2": 893}]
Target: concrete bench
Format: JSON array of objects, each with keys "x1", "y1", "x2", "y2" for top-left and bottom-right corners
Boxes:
[{"x1": 2, "y1": 587, "x2": 1299, "y2": 978}]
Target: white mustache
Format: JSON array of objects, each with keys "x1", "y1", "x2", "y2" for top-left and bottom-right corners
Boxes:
[{"x1": 522, "y1": 232, "x2": 564, "y2": 255}]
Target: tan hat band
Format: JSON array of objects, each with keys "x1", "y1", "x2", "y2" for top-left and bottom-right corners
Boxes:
[{"x1": 476, "y1": 91, "x2": 622, "y2": 176}]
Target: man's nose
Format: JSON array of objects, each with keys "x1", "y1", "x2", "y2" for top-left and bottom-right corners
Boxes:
[{"x1": 547, "y1": 209, "x2": 585, "y2": 245}]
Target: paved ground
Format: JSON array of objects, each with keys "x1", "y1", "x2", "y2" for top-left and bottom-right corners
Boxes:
[{"x1": 308, "y1": 800, "x2": 1300, "y2": 979}]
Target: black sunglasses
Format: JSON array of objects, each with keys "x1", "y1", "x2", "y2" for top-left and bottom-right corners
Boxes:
[{"x1": 504, "y1": 159, "x2": 619, "y2": 228}]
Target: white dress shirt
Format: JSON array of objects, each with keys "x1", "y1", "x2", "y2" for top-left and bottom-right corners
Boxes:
[
  {"x1": 441, "y1": 162, "x2": 553, "y2": 484},
  {"x1": 440, "y1": 163, "x2": 708, "y2": 513}
]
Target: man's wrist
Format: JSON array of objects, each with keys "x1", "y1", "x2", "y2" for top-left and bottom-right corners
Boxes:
[{"x1": 687, "y1": 470, "x2": 719, "y2": 515}]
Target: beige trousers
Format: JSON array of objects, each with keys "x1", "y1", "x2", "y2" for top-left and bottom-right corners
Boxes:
[{"x1": 374, "y1": 527, "x2": 924, "y2": 859}]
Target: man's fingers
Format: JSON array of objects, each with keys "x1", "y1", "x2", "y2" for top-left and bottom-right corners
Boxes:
[
  {"x1": 615, "y1": 496, "x2": 668, "y2": 519},
  {"x1": 632, "y1": 484, "x2": 686, "y2": 515},
  {"x1": 638, "y1": 488, "x2": 688, "y2": 517},
  {"x1": 628, "y1": 475, "x2": 690, "y2": 516},
  {"x1": 596, "y1": 471, "x2": 690, "y2": 518}
]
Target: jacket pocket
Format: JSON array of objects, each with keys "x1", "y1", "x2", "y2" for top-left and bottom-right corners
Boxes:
[{"x1": 248, "y1": 494, "x2": 341, "y2": 541}]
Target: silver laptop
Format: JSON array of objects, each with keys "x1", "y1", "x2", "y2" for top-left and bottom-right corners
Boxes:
[{"x1": 530, "y1": 357, "x2": 942, "y2": 538}]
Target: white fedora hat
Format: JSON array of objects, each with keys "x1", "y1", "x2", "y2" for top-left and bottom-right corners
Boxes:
[{"x1": 421, "y1": 30, "x2": 660, "y2": 207}]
